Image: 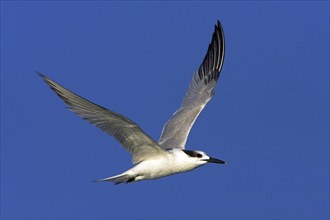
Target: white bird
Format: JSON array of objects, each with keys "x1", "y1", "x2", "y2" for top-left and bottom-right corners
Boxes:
[{"x1": 38, "y1": 20, "x2": 225, "y2": 184}]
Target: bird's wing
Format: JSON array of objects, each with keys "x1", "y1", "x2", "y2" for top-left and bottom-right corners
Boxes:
[
  {"x1": 158, "y1": 20, "x2": 225, "y2": 149},
  {"x1": 38, "y1": 73, "x2": 167, "y2": 164}
]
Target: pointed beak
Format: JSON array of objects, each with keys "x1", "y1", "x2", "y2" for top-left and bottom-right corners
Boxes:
[{"x1": 204, "y1": 157, "x2": 226, "y2": 164}]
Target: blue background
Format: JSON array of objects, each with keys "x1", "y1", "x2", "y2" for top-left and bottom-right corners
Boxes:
[{"x1": 1, "y1": 1, "x2": 329, "y2": 219}]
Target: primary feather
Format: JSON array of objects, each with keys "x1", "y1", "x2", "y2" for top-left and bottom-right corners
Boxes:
[
  {"x1": 38, "y1": 72, "x2": 167, "y2": 164},
  {"x1": 158, "y1": 20, "x2": 225, "y2": 149}
]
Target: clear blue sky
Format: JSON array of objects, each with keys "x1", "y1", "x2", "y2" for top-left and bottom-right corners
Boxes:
[{"x1": 1, "y1": 1, "x2": 329, "y2": 219}]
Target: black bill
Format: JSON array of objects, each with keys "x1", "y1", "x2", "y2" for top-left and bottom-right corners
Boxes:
[{"x1": 204, "y1": 157, "x2": 226, "y2": 164}]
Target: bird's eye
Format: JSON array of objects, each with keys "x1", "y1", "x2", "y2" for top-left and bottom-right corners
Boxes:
[{"x1": 196, "y1": 153, "x2": 203, "y2": 158}]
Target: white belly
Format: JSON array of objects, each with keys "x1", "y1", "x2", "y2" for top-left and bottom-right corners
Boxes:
[{"x1": 126, "y1": 154, "x2": 201, "y2": 180}]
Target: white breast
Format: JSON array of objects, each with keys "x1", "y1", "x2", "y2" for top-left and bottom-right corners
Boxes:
[{"x1": 126, "y1": 149, "x2": 203, "y2": 180}]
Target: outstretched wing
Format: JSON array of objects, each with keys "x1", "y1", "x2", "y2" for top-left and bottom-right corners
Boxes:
[
  {"x1": 158, "y1": 20, "x2": 225, "y2": 149},
  {"x1": 38, "y1": 73, "x2": 167, "y2": 164}
]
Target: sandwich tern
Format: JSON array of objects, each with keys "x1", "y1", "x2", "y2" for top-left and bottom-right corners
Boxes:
[{"x1": 38, "y1": 20, "x2": 225, "y2": 184}]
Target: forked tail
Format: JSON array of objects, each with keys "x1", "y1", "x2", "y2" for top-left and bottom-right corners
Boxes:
[{"x1": 94, "y1": 173, "x2": 136, "y2": 185}]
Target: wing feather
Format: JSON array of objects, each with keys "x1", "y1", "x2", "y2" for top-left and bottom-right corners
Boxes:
[
  {"x1": 158, "y1": 20, "x2": 225, "y2": 149},
  {"x1": 38, "y1": 72, "x2": 167, "y2": 163}
]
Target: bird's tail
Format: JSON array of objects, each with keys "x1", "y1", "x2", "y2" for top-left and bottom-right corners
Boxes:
[{"x1": 94, "y1": 173, "x2": 135, "y2": 185}]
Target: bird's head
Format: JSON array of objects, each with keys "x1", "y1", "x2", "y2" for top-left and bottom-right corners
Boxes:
[{"x1": 182, "y1": 150, "x2": 225, "y2": 165}]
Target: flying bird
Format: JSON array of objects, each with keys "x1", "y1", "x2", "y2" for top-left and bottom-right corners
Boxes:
[{"x1": 38, "y1": 20, "x2": 225, "y2": 184}]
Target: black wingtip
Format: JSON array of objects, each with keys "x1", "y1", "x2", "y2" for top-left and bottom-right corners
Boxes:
[
  {"x1": 35, "y1": 71, "x2": 44, "y2": 77},
  {"x1": 36, "y1": 71, "x2": 54, "y2": 87},
  {"x1": 215, "y1": 21, "x2": 219, "y2": 32},
  {"x1": 35, "y1": 71, "x2": 50, "y2": 82},
  {"x1": 197, "y1": 20, "x2": 225, "y2": 84},
  {"x1": 217, "y1": 20, "x2": 221, "y2": 29}
]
